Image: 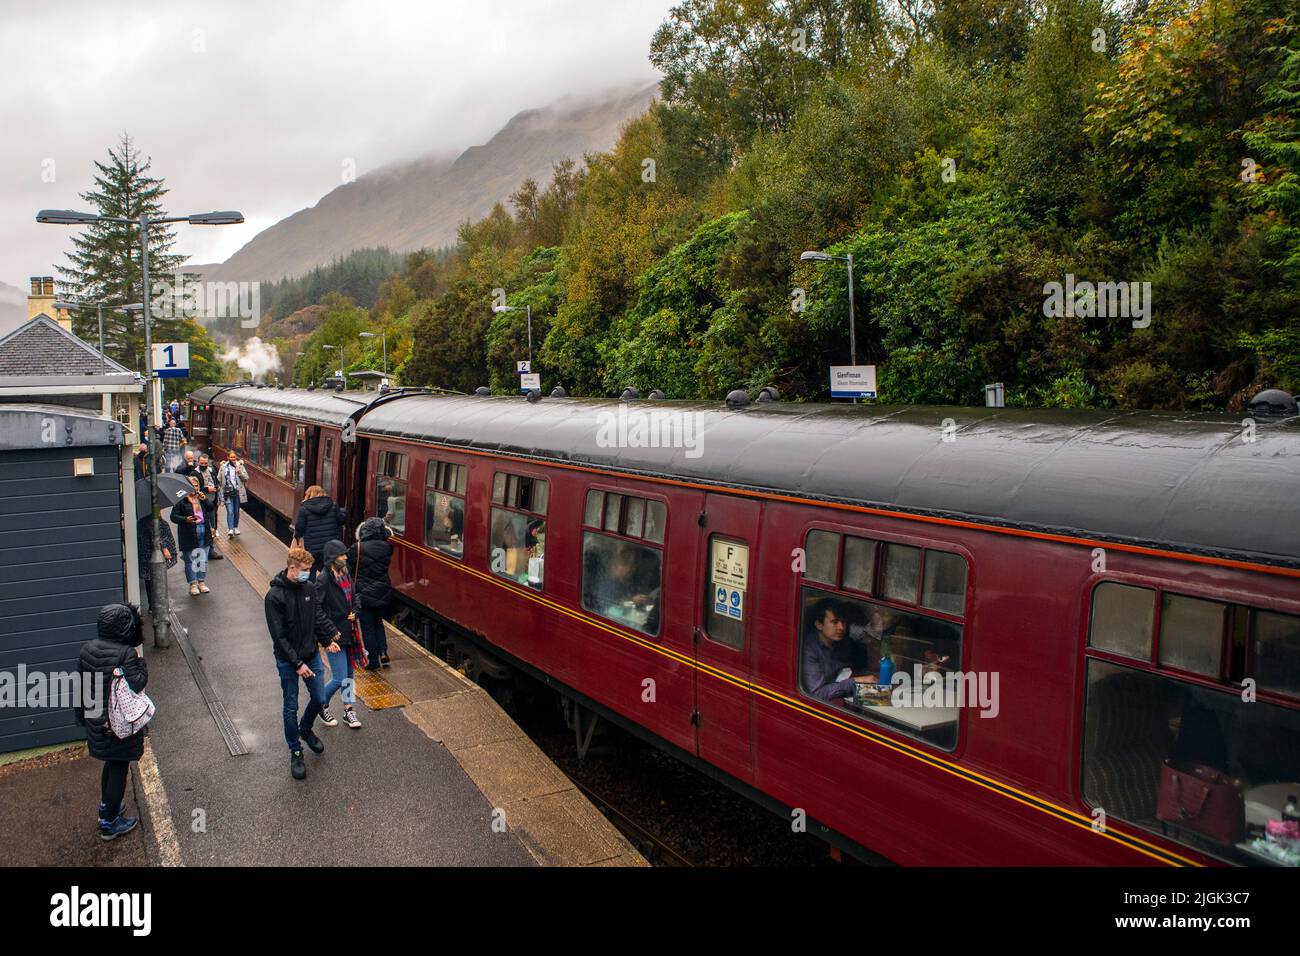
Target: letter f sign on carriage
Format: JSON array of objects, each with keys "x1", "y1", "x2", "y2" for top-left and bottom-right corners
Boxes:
[{"x1": 152, "y1": 343, "x2": 190, "y2": 379}]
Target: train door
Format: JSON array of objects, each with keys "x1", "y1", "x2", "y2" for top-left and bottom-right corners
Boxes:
[
  {"x1": 293, "y1": 424, "x2": 312, "y2": 492},
  {"x1": 692, "y1": 492, "x2": 760, "y2": 781}
]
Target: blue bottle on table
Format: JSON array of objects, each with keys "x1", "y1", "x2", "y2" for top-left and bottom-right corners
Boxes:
[{"x1": 878, "y1": 654, "x2": 893, "y2": 689}]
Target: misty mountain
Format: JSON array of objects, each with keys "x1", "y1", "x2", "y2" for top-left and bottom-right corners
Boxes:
[
  {"x1": 199, "y1": 83, "x2": 657, "y2": 285},
  {"x1": 0, "y1": 281, "x2": 26, "y2": 336}
]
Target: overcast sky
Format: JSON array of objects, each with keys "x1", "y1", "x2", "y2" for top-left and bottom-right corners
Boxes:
[{"x1": 0, "y1": 0, "x2": 669, "y2": 290}]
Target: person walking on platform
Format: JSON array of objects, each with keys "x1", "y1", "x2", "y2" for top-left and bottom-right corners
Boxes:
[
  {"x1": 194, "y1": 453, "x2": 224, "y2": 560},
  {"x1": 136, "y1": 514, "x2": 177, "y2": 614},
  {"x1": 172, "y1": 476, "x2": 211, "y2": 595},
  {"x1": 76, "y1": 604, "x2": 149, "y2": 842},
  {"x1": 217, "y1": 451, "x2": 249, "y2": 537},
  {"x1": 293, "y1": 485, "x2": 345, "y2": 581},
  {"x1": 317, "y1": 539, "x2": 364, "y2": 729},
  {"x1": 347, "y1": 517, "x2": 393, "y2": 669},
  {"x1": 266, "y1": 547, "x2": 342, "y2": 779},
  {"x1": 160, "y1": 417, "x2": 187, "y2": 473}
]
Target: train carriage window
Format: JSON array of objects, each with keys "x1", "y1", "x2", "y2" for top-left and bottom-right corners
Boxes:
[
  {"x1": 320, "y1": 437, "x2": 335, "y2": 497},
  {"x1": 842, "y1": 535, "x2": 877, "y2": 594},
  {"x1": 582, "y1": 533, "x2": 662, "y2": 636},
  {"x1": 1089, "y1": 583, "x2": 1155, "y2": 661},
  {"x1": 644, "y1": 500, "x2": 666, "y2": 544},
  {"x1": 922, "y1": 551, "x2": 968, "y2": 616},
  {"x1": 882, "y1": 543, "x2": 922, "y2": 604},
  {"x1": 797, "y1": 587, "x2": 962, "y2": 751},
  {"x1": 1159, "y1": 594, "x2": 1227, "y2": 677},
  {"x1": 584, "y1": 490, "x2": 603, "y2": 527},
  {"x1": 603, "y1": 494, "x2": 623, "y2": 532},
  {"x1": 1254, "y1": 611, "x2": 1300, "y2": 698},
  {"x1": 804, "y1": 530, "x2": 838, "y2": 584},
  {"x1": 375, "y1": 451, "x2": 408, "y2": 535},
  {"x1": 249, "y1": 418, "x2": 261, "y2": 464},
  {"x1": 261, "y1": 421, "x2": 273, "y2": 469},
  {"x1": 625, "y1": 497, "x2": 645, "y2": 539},
  {"x1": 489, "y1": 471, "x2": 548, "y2": 590},
  {"x1": 275, "y1": 425, "x2": 290, "y2": 479},
  {"x1": 1082, "y1": 658, "x2": 1300, "y2": 865},
  {"x1": 492, "y1": 472, "x2": 506, "y2": 503},
  {"x1": 424, "y1": 459, "x2": 465, "y2": 556},
  {"x1": 581, "y1": 489, "x2": 666, "y2": 635}
]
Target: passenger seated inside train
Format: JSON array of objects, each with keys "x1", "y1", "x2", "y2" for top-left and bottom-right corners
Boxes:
[
  {"x1": 801, "y1": 597, "x2": 877, "y2": 702},
  {"x1": 491, "y1": 510, "x2": 529, "y2": 577},
  {"x1": 583, "y1": 539, "x2": 661, "y2": 634},
  {"x1": 425, "y1": 494, "x2": 463, "y2": 555}
]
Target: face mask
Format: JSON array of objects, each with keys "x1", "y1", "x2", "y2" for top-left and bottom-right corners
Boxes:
[{"x1": 296, "y1": 570, "x2": 311, "y2": 582}]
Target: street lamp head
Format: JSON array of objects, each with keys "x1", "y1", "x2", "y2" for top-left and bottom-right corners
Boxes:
[
  {"x1": 115, "y1": 303, "x2": 144, "y2": 313},
  {"x1": 36, "y1": 209, "x2": 101, "y2": 225},
  {"x1": 187, "y1": 211, "x2": 244, "y2": 225},
  {"x1": 53, "y1": 300, "x2": 82, "y2": 311},
  {"x1": 359, "y1": 332, "x2": 377, "y2": 338},
  {"x1": 492, "y1": 305, "x2": 517, "y2": 313},
  {"x1": 800, "y1": 251, "x2": 834, "y2": 263}
]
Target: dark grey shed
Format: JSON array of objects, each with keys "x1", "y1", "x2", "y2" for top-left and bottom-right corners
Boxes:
[{"x1": 0, "y1": 405, "x2": 126, "y2": 752}]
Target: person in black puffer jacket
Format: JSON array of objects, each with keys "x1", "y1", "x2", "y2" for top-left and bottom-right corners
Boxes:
[
  {"x1": 266, "y1": 547, "x2": 342, "y2": 780},
  {"x1": 76, "y1": 604, "x2": 149, "y2": 842},
  {"x1": 346, "y1": 517, "x2": 393, "y2": 668},
  {"x1": 294, "y1": 486, "x2": 346, "y2": 580}
]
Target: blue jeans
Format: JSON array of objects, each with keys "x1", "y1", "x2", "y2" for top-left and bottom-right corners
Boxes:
[
  {"x1": 224, "y1": 496, "x2": 240, "y2": 530},
  {"x1": 323, "y1": 648, "x2": 355, "y2": 706},
  {"x1": 276, "y1": 651, "x2": 326, "y2": 752},
  {"x1": 183, "y1": 544, "x2": 209, "y2": 583}
]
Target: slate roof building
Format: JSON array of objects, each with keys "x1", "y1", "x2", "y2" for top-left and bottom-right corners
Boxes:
[{"x1": 0, "y1": 290, "x2": 147, "y2": 609}]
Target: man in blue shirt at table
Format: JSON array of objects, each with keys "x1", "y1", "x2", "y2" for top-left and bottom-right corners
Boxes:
[{"x1": 802, "y1": 597, "x2": 877, "y2": 702}]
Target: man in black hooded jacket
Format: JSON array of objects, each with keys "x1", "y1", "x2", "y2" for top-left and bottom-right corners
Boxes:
[
  {"x1": 265, "y1": 546, "x2": 341, "y2": 779},
  {"x1": 76, "y1": 604, "x2": 149, "y2": 841}
]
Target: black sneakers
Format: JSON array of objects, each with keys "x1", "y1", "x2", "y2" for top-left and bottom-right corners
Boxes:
[
  {"x1": 379, "y1": 653, "x2": 391, "y2": 667},
  {"x1": 319, "y1": 706, "x2": 338, "y2": 727},
  {"x1": 290, "y1": 750, "x2": 305, "y2": 779},
  {"x1": 301, "y1": 729, "x2": 325, "y2": 754}
]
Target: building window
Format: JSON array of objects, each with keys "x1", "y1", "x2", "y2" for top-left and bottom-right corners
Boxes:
[
  {"x1": 375, "y1": 450, "x2": 408, "y2": 534},
  {"x1": 423, "y1": 458, "x2": 466, "y2": 557},
  {"x1": 580, "y1": 489, "x2": 664, "y2": 635},
  {"x1": 489, "y1": 471, "x2": 548, "y2": 590}
]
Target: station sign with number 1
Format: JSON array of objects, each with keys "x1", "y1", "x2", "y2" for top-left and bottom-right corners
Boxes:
[{"x1": 152, "y1": 342, "x2": 190, "y2": 378}]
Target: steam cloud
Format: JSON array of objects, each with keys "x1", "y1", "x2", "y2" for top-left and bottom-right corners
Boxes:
[{"x1": 220, "y1": 336, "x2": 281, "y2": 380}]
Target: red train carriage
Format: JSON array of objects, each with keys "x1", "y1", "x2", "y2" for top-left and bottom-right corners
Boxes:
[
  {"x1": 350, "y1": 394, "x2": 1299, "y2": 867},
  {"x1": 188, "y1": 384, "x2": 390, "y2": 538}
]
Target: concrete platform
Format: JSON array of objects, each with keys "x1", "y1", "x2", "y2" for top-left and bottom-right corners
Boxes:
[{"x1": 138, "y1": 513, "x2": 642, "y2": 867}]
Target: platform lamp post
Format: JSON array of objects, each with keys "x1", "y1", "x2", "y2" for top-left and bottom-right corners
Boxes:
[
  {"x1": 322, "y1": 344, "x2": 338, "y2": 387},
  {"x1": 53, "y1": 297, "x2": 141, "y2": 376},
  {"x1": 359, "y1": 331, "x2": 388, "y2": 376},
  {"x1": 37, "y1": 208, "x2": 243, "y2": 648},
  {"x1": 491, "y1": 304, "x2": 532, "y2": 366},
  {"x1": 800, "y1": 250, "x2": 857, "y2": 368},
  {"x1": 295, "y1": 351, "x2": 306, "y2": 385}
]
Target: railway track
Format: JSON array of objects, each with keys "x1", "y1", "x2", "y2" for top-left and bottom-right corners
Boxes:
[{"x1": 571, "y1": 779, "x2": 695, "y2": 867}]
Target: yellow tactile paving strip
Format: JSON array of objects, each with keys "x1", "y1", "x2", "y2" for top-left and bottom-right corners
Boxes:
[{"x1": 351, "y1": 665, "x2": 410, "y2": 710}]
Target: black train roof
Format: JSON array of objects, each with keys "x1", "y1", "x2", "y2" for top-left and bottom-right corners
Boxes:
[
  {"x1": 356, "y1": 394, "x2": 1300, "y2": 569},
  {"x1": 191, "y1": 383, "x2": 382, "y2": 427}
]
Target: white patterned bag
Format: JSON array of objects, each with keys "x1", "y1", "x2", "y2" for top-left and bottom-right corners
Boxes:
[{"x1": 108, "y1": 672, "x2": 155, "y2": 739}]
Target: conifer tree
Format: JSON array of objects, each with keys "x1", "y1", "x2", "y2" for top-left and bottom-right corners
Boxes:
[{"x1": 56, "y1": 133, "x2": 188, "y2": 371}]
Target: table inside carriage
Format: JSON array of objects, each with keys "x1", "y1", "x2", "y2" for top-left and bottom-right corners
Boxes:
[{"x1": 841, "y1": 682, "x2": 959, "y2": 731}]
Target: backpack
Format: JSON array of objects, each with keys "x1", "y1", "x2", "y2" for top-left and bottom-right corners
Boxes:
[{"x1": 108, "y1": 672, "x2": 155, "y2": 739}]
